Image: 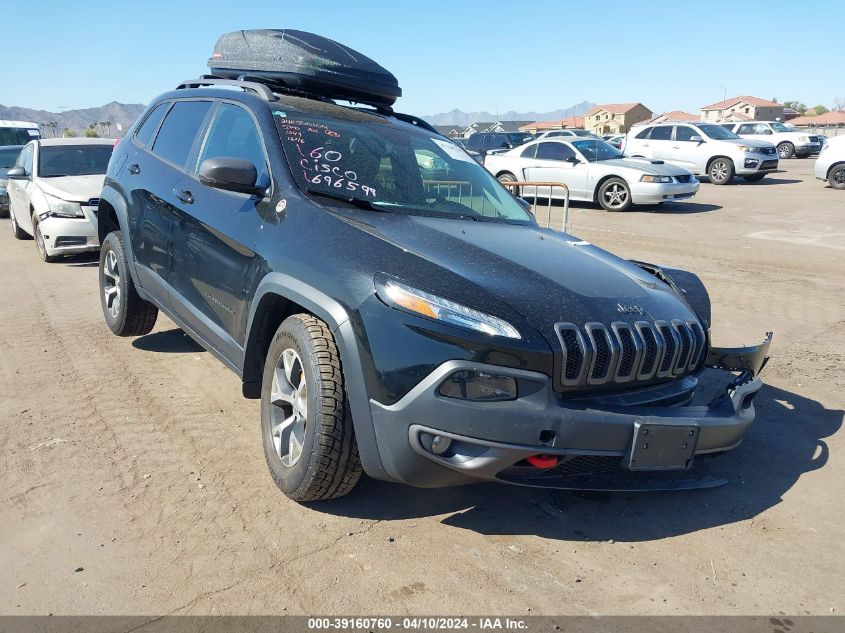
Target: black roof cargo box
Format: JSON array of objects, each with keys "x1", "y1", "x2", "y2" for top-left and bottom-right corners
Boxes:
[{"x1": 208, "y1": 29, "x2": 402, "y2": 108}]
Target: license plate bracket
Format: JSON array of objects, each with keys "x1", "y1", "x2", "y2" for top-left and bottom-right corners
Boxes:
[{"x1": 627, "y1": 421, "x2": 699, "y2": 471}]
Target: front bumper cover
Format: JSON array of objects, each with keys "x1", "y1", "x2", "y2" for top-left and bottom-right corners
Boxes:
[{"x1": 369, "y1": 333, "x2": 772, "y2": 491}]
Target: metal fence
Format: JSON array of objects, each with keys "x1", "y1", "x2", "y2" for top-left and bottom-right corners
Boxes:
[{"x1": 498, "y1": 181, "x2": 571, "y2": 233}]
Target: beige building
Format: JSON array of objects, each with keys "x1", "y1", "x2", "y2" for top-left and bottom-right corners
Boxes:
[
  {"x1": 585, "y1": 103, "x2": 653, "y2": 135},
  {"x1": 700, "y1": 96, "x2": 784, "y2": 122}
]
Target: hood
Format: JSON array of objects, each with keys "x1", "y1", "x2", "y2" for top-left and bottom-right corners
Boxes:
[
  {"x1": 598, "y1": 157, "x2": 689, "y2": 176},
  {"x1": 37, "y1": 175, "x2": 105, "y2": 202},
  {"x1": 333, "y1": 211, "x2": 699, "y2": 338}
]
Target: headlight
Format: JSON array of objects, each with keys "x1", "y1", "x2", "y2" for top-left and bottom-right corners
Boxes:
[
  {"x1": 378, "y1": 278, "x2": 521, "y2": 339},
  {"x1": 736, "y1": 145, "x2": 763, "y2": 154},
  {"x1": 799, "y1": 136, "x2": 810, "y2": 143},
  {"x1": 640, "y1": 175, "x2": 673, "y2": 183},
  {"x1": 45, "y1": 194, "x2": 83, "y2": 218}
]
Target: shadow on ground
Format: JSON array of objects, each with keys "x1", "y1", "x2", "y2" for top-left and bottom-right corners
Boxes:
[
  {"x1": 133, "y1": 328, "x2": 206, "y2": 353},
  {"x1": 61, "y1": 252, "x2": 99, "y2": 267},
  {"x1": 317, "y1": 381, "x2": 841, "y2": 542},
  {"x1": 527, "y1": 198, "x2": 722, "y2": 217}
]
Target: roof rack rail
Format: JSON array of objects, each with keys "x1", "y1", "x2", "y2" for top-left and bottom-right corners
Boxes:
[{"x1": 175, "y1": 76, "x2": 279, "y2": 101}]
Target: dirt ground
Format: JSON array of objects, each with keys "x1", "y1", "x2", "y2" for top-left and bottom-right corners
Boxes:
[{"x1": 1, "y1": 159, "x2": 843, "y2": 616}]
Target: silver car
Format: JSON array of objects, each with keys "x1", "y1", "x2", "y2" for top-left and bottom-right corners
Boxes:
[{"x1": 484, "y1": 138, "x2": 699, "y2": 211}]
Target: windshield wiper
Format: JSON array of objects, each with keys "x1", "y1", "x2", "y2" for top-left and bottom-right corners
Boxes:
[{"x1": 305, "y1": 188, "x2": 383, "y2": 211}]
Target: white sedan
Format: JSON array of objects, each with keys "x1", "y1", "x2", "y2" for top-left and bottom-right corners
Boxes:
[
  {"x1": 484, "y1": 138, "x2": 699, "y2": 211},
  {"x1": 6, "y1": 138, "x2": 113, "y2": 261},
  {"x1": 814, "y1": 135, "x2": 845, "y2": 190}
]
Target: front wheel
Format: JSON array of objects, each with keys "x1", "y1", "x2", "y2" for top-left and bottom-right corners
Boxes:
[
  {"x1": 261, "y1": 314, "x2": 362, "y2": 502},
  {"x1": 708, "y1": 158, "x2": 735, "y2": 185},
  {"x1": 10, "y1": 209, "x2": 30, "y2": 240},
  {"x1": 777, "y1": 142, "x2": 794, "y2": 159},
  {"x1": 99, "y1": 232, "x2": 158, "y2": 336},
  {"x1": 598, "y1": 177, "x2": 632, "y2": 211},
  {"x1": 742, "y1": 173, "x2": 766, "y2": 182},
  {"x1": 829, "y1": 164, "x2": 845, "y2": 190},
  {"x1": 33, "y1": 216, "x2": 59, "y2": 262}
]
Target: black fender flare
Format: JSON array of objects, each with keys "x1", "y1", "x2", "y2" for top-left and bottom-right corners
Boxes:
[
  {"x1": 243, "y1": 273, "x2": 389, "y2": 480},
  {"x1": 98, "y1": 186, "x2": 142, "y2": 286},
  {"x1": 630, "y1": 260, "x2": 712, "y2": 329}
]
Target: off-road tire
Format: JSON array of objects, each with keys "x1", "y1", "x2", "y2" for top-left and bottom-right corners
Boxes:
[
  {"x1": 707, "y1": 157, "x2": 734, "y2": 185},
  {"x1": 777, "y1": 142, "x2": 794, "y2": 159},
  {"x1": 33, "y1": 215, "x2": 59, "y2": 262},
  {"x1": 99, "y1": 232, "x2": 158, "y2": 336},
  {"x1": 598, "y1": 177, "x2": 632, "y2": 211},
  {"x1": 10, "y1": 209, "x2": 30, "y2": 240},
  {"x1": 742, "y1": 173, "x2": 766, "y2": 182},
  {"x1": 829, "y1": 164, "x2": 845, "y2": 190},
  {"x1": 261, "y1": 314, "x2": 362, "y2": 502}
]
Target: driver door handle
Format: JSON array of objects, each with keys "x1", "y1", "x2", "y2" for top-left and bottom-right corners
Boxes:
[
  {"x1": 128, "y1": 164, "x2": 141, "y2": 175},
  {"x1": 175, "y1": 189, "x2": 194, "y2": 205}
]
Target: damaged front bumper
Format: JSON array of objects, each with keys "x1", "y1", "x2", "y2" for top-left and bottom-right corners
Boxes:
[{"x1": 369, "y1": 333, "x2": 773, "y2": 491}]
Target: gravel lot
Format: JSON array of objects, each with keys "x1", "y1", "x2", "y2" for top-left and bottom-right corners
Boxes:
[{"x1": 1, "y1": 159, "x2": 842, "y2": 616}]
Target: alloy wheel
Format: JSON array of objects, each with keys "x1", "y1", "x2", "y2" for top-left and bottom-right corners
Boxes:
[
  {"x1": 35, "y1": 224, "x2": 47, "y2": 259},
  {"x1": 778, "y1": 145, "x2": 790, "y2": 158},
  {"x1": 102, "y1": 249, "x2": 122, "y2": 319},
  {"x1": 269, "y1": 348, "x2": 308, "y2": 467},
  {"x1": 832, "y1": 167, "x2": 845, "y2": 186},
  {"x1": 711, "y1": 161, "x2": 729, "y2": 183},
  {"x1": 603, "y1": 183, "x2": 629, "y2": 208}
]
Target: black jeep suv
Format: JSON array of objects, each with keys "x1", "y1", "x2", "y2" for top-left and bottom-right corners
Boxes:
[{"x1": 96, "y1": 30, "x2": 770, "y2": 501}]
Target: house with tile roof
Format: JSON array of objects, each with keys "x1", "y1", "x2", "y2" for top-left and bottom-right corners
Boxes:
[
  {"x1": 638, "y1": 110, "x2": 700, "y2": 126},
  {"x1": 787, "y1": 110, "x2": 845, "y2": 128},
  {"x1": 585, "y1": 103, "x2": 652, "y2": 135},
  {"x1": 519, "y1": 116, "x2": 585, "y2": 134},
  {"x1": 434, "y1": 125, "x2": 464, "y2": 139},
  {"x1": 700, "y1": 96, "x2": 784, "y2": 122}
]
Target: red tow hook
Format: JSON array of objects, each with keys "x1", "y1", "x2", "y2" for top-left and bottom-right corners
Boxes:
[{"x1": 526, "y1": 454, "x2": 558, "y2": 469}]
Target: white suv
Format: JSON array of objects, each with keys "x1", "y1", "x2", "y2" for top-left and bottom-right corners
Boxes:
[
  {"x1": 6, "y1": 138, "x2": 114, "y2": 262},
  {"x1": 624, "y1": 122, "x2": 778, "y2": 184},
  {"x1": 724, "y1": 121, "x2": 821, "y2": 159}
]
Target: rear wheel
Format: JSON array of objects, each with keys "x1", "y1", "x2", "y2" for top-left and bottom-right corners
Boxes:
[
  {"x1": 598, "y1": 177, "x2": 632, "y2": 211},
  {"x1": 777, "y1": 142, "x2": 794, "y2": 159},
  {"x1": 742, "y1": 173, "x2": 766, "y2": 182},
  {"x1": 497, "y1": 172, "x2": 519, "y2": 196},
  {"x1": 829, "y1": 164, "x2": 845, "y2": 190},
  {"x1": 261, "y1": 314, "x2": 362, "y2": 502},
  {"x1": 33, "y1": 216, "x2": 59, "y2": 263},
  {"x1": 99, "y1": 232, "x2": 158, "y2": 336},
  {"x1": 707, "y1": 158, "x2": 734, "y2": 185}
]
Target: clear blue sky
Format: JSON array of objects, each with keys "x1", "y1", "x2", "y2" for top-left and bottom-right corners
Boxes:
[{"x1": 3, "y1": 0, "x2": 843, "y2": 116}]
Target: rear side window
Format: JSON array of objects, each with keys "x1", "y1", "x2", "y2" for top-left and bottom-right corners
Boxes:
[
  {"x1": 135, "y1": 102, "x2": 170, "y2": 148},
  {"x1": 649, "y1": 126, "x2": 673, "y2": 140},
  {"x1": 537, "y1": 142, "x2": 575, "y2": 161},
  {"x1": 152, "y1": 101, "x2": 213, "y2": 168},
  {"x1": 197, "y1": 103, "x2": 269, "y2": 184},
  {"x1": 635, "y1": 127, "x2": 651, "y2": 139},
  {"x1": 521, "y1": 144, "x2": 537, "y2": 158}
]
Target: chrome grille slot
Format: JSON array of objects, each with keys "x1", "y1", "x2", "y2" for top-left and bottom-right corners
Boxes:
[
  {"x1": 612, "y1": 323, "x2": 641, "y2": 382},
  {"x1": 673, "y1": 320, "x2": 692, "y2": 374},
  {"x1": 635, "y1": 321, "x2": 662, "y2": 380},
  {"x1": 585, "y1": 324, "x2": 618, "y2": 385},
  {"x1": 556, "y1": 324, "x2": 588, "y2": 386},
  {"x1": 657, "y1": 321, "x2": 679, "y2": 376},
  {"x1": 688, "y1": 321, "x2": 706, "y2": 369}
]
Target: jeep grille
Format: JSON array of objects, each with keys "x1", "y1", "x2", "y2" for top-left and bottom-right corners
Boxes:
[{"x1": 555, "y1": 320, "x2": 706, "y2": 390}]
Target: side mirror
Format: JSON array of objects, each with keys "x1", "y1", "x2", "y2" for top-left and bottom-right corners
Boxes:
[
  {"x1": 689, "y1": 135, "x2": 703, "y2": 143},
  {"x1": 764, "y1": 129, "x2": 773, "y2": 135},
  {"x1": 198, "y1": 157, "x2": 265, "y2": 196},
  {"x1": 566, "y1": 156, "x2": 580, "y2": 164},
  {"x1": 6, "y1": 166, "x2": 27, "y2": 180},
  {"x1": 500, "y1": 141, "x2": 511, "y2": 149}
]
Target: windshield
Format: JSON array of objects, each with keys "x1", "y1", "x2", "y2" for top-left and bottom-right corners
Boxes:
[
  {"x1": 571, "y1": 139, "x2": 623, "y2": 162},
  {"x1": 697, "y1": 124, "x2": 739, "y2": 140},
  {"x1": 0, "y1": 146, "x2": 22, "y2": 173},
  {"x1": 0, "y1": 127, "x2": 39, "y2": 146},
  {"x1": 275, "y1": 112, "x2": 534, "y2": 224},
  {"x1": 770, "y1": 122, "x2": 790, "y2": 132},
  {"x1": 570, "y1": 130, "x2": 596, "y2": 137},
  {"x1": 38, "y1": 144, "x2": 114, "y2": 177}
]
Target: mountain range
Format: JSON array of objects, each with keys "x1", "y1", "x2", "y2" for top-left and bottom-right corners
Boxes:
[
  {"x1": 0, "y1": 102, "x2": 146, "y2": 137},
  {"x1": 1, "y1": 99, "x2": 598, "y2": 137},
  {"x1": 423, "y1": 102, "x2": 596, "y2": 127}
]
